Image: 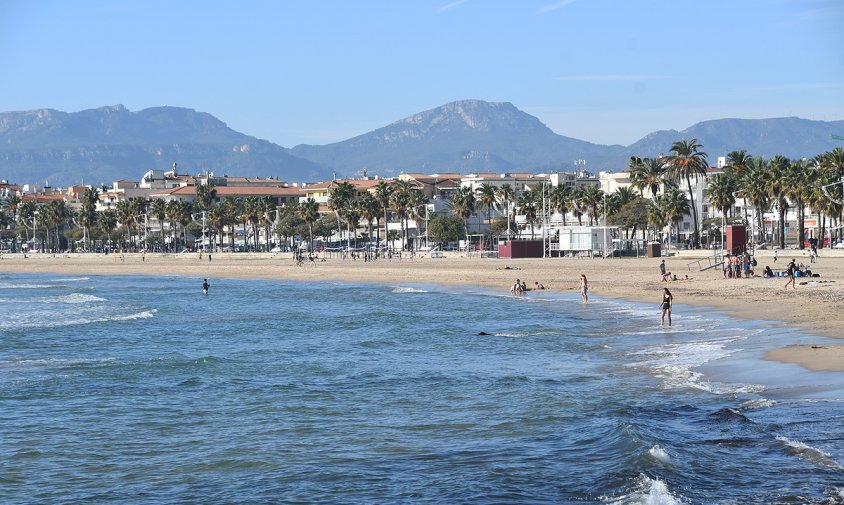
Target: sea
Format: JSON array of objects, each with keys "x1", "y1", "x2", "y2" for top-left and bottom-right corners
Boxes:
[{"x1": 1, "y1": 272, "x2": 843, "y2": 504}]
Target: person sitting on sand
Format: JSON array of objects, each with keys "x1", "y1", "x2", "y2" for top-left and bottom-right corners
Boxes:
[
  {"x1": 511, "y1": 279, "x2": 523, "y2": 295},
  {"x1": 534, "y1": 281, "x2": 545, "y2": 290},
  {"x1": 763, "y1": 265, "x2": 774, "y2": 278}
]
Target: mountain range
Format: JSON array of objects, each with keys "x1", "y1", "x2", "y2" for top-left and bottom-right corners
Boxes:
[{"x1": 1, "y1": 100, "x2": 842, "y2": 188}]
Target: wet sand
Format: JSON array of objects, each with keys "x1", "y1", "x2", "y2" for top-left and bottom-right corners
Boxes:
[{"x1": 2, "y1": 250, "x2": 843, "y2": 372}]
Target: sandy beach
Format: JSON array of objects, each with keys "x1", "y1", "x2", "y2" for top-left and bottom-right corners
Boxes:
[{"x1": 2, "y1": 250, "x2": 843, "y2": 372}]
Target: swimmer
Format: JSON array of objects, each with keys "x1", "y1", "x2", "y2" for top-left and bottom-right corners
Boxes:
[{"x1": 202, "y1": 278, "x2": 209, "y2": 295}]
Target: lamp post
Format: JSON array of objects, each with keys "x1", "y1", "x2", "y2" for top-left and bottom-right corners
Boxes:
[
  {"x1": 192, "y1": 211, "x2": 207, "y2": 253},
  {"x1": 412, "y1": 203, "x2": 430, "y2": 251}
]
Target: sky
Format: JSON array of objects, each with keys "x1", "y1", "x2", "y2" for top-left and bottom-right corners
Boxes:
[{"x1": 1, "y1": 0, "x2": 842, "y2": 148}]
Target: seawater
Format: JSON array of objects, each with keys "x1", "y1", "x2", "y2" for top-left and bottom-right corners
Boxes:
[{"x1": 1, "y1": 272, "x2": 843, "y2": 504}]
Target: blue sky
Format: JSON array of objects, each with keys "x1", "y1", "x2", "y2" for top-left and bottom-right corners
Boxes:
[{"x1": 1, "y1": 0, "x2": 842, "y2": 147}]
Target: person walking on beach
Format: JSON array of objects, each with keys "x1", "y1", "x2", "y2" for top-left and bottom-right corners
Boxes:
[
  {"x1": 784, "y1": 259, "x2": 797, "y2": 289},
  {"x1": 723, "y1": 254, "x2": 731, "y2": 279},
  {"x1": 659, "y1": 288, "x2": 673, "y2": 327},
  {"x1": 579, "y1": 274, "x2": 588, "y2": 302},
  {"x1": 202, "y1": 278, "x2": 209, "y2": 295},
  {"x1": 659, "y1": 259, "x2": 669, "y2": 282}
]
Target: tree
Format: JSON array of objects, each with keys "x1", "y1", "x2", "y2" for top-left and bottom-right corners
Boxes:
[
  {"x1": 374, "y1": 180, "x2": 393, "y2": 246},
  {"x1": 579, "y1": 185, "x2": 605, "y2": 226},
  {"x1": 665, "y1": 139, "x2": 709, "y2": 246},
  {"x1": 3, "y1": 194, "x2": 21, "y2": 252},
  {"x1": 476, "y1": 183, "x2": 497, "y2": 239},
  {"x1": 97, "y1": 209, "x2": 118, "y2": 250},
  {"x1": 150, "y1": 198, "x2": 167, "y2": 252},
  {"x1": 741, "y1": 157, "x2": 770, "y2": 245},
  {"x1": 516, "y1": 190, "x2": 538, "y2": 238},
  {"x1": 607, "y1": 199, "x2": 649, "y2": 240},
  {"x1": 764, "y1": 155, "x2": 790, "y2": 249},
  {"x1": 427, "y1": 214, "x2": 463, "y2": 245},
  {"x1": 195, "y1": 183, "x2": 217, "y2": 212},
  {"x1": 18, "y1": 200, "x2": 38, "y2": 247},
  {"x1": 447, "y1": 186, "x2": 476, "y2": 243},
  {"x1": 296, "y1": 198, "x2": 319, "y2": 250},
  {"x1": 785, "y1": 158, "x2": 811, "y2": 249},
  {"x1": 549, "y1": 183, "x2": 573, "y2": 226},
  {"x1": 356, "y1": 192, "x2": 380, "y2": 248},
  {"x1": 629, "y1": 156, "x2": 667, "y2": 200},
  {"x1": 390, "y1": 180, "x2": 415, "y2": 250},
  {"x1": 328, "y1": 181, "x2": 356, "y2": 248},
  {"x1": 658, "y1": 188, "x2": 691, "y2": 249}
]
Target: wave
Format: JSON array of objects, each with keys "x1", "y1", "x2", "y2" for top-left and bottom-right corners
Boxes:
[
  {"x1": 391, "y1": 286, "x2": 429, "y2": 294},
  {"x1": 44, "y1": 293, "x2": 107, "y2": 304},
  {"x1": 626, "y1": 336, "x2": 765, "y2": 395},
  {"x1": 54, "y1": 277, "x2": 91, "y2": 282},
  {"x1": 740, "y1": 398, "x2": 777, "y2": 410},
  {"x1": 7, "y1": 309, "x2": 157, "y2": 330},
  {"x1": 776, "y1": 435, "x2": 843, "y2": 470},
  {"x1": 647, "y1": 445, "x2": 671, "y2": 464},
  {"x1": 0, "y1": 283, "x2": 54, "y2": 289},
  {"x1": 602, "y1": 474, "x2": 686, "y2": 504}
]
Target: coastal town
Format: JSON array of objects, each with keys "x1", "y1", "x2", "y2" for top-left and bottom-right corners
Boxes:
[{"x1": 2, "y1": 145, "x2": 843, "y2": 257}]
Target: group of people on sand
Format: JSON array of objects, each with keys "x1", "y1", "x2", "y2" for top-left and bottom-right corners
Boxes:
[
  {"x1": 722, "y1": 252, "x2": 757, "y2": 279},
  {"x1": 510, "y1": 279, "x2": 546, "y2": 294}
]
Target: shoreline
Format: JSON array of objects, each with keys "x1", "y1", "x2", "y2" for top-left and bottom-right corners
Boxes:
[{"x1": 2, "y1": 251, "x2": 843, "y2": 372}]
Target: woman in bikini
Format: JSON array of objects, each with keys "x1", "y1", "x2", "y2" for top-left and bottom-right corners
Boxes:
[
  {"x1": 579, "y1": 274, "x2": 588, "y2": 302},
  {"x1": 659, "y1": 287, "x2": 673, "y2": 327}
]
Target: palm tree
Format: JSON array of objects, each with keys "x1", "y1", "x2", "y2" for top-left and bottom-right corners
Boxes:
[
  {"x1": 516, "y1": 190, "x2": 538, "y2": 238},
  {"x1": 150, "y1": 198, "x2": 167, "y2": 251},
  {"x1": 785, "y1": 158, "x2": 812, "y2": 249},
  {"x1": 408, "y1": 188, "x2": 429, "y2": 250},
  {"x1": 356, "y1": 192, "x2": 380, "y2": 247},
  {"x1": 741, "y1": 157, "x2": 770, "y2": 245},
  {"x1": 18, "y1": 200, "x2": 37, "y2": 248},
  {"x1": 665, "y1": 139, "x2": 709, "y2": 246},
  {"x1": 328, "y1": 181, "x2": 356, "y2": 248},
  {"x1": 3, "y1": 194, "x2": 21, "y2": 252},
  {"x1": 549, "y1": 183, "x2": 572, "y2": 226},
  {"x1": 447, "y1": 186, "x2": 476, "y2": 243},
  {"x1": 97, "y1": 209, "x2": 118, "y2": 251},
  {"x1": 629, "y1": 156, "x2": 667, "y2": 200},
  {"x1": 579, "y1": 185, "x2": 605, "y2": 226},
  {"x1": 195, "y1": 183, "x2": 217, "y2": 212},
  {"x1": 374, "y1": 180, "x2": 393, "y2": 247},
  {"x1": 115, "y1": 200, "x2": 134, "y2": 249},
  {"x1": 495, "y1": 183, "x2": 515, "y2": 236},
  {"x1": 658, "y1": 188, "x2": 691, "y2": 250},
  {"x1": 390, "y1": 180, "x2": 415, "y2": 250},
  {"x1": 476, "y1": 183, "x2": 497, "y2": 238},
  {"x1": 724, "y1": 150, "x2": 752, "y2": 175},
  {"x1": 297, "y1": 198, "x2": 319, "y2": 250},
  {"x1": 763, "y1": 155, "x2": 790, "y2": 249}
]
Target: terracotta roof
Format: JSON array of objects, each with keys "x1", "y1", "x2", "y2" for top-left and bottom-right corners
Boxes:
[
  {"x1": 165, "y1": 186, "x2": 304, "y2": 197},
  {"x1": 305, "y1": 179, "x2": 389, "y2": 191}
]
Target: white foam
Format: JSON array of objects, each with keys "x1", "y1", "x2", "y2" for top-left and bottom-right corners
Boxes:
[
  {"x1": 55, "y1": 277, "x2": 91, "y2": 282},
  {"x1": 391, "y1": 286, "x2": 428, "y2": 294},
  {"x1": 776, "y1": 435, "x2": 843, "y2": 470},
  {"x1": 45, "y1": 293, "x2": 107, "y2": 304},
  {"x1": 627, "y1": 336, "x2": 765, "y2": 395},
  {"x1": 740, "y1": 398, "x2": 777, "y2": 410},
  {"x1": 648, "y1": 445, "x2": 671, "y2": 464},
  {"x1": 0, "y1": 283, "x2": 54, "y2": 289},
  {"x1": 602, "y1": 474, "x2": 686, "y2": 504}
]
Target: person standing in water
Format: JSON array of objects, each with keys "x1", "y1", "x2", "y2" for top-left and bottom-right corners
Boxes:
[
  {"x1": 659, "y1": 288, "x2": 673, "y2": 327},
  {"x1": 579, "y1": 274, "x2": 588, "y2": 302},
  {"x1": 202, "y1": 278, "x2": 209, "y2": 295}
]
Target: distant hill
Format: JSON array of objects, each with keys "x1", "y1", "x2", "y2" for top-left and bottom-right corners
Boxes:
[
  {"x1": 290, "y1": 100, "x2": 626, "y2": 176},
  {"x1": 627, "y1": 117, "x2": 844, "y2": 159},
  {"x1": 0, "y1": 105, "x2": 330, "y2": 187},
  {"x1": 1, "y1": 101, "x2": 842, "y2": 187}
]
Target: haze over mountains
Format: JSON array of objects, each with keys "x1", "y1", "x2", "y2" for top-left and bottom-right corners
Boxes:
[{"x1": 1, "y1": 100, "x2": 842, "y2": 187}]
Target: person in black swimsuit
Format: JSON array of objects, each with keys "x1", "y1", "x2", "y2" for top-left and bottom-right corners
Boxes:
[
  {"x1": 202, "y1": 278, "x2": 209, "y2": 295},
  {"x1": 659, "y1": 287, "x2": 673, "y2": 327}
]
